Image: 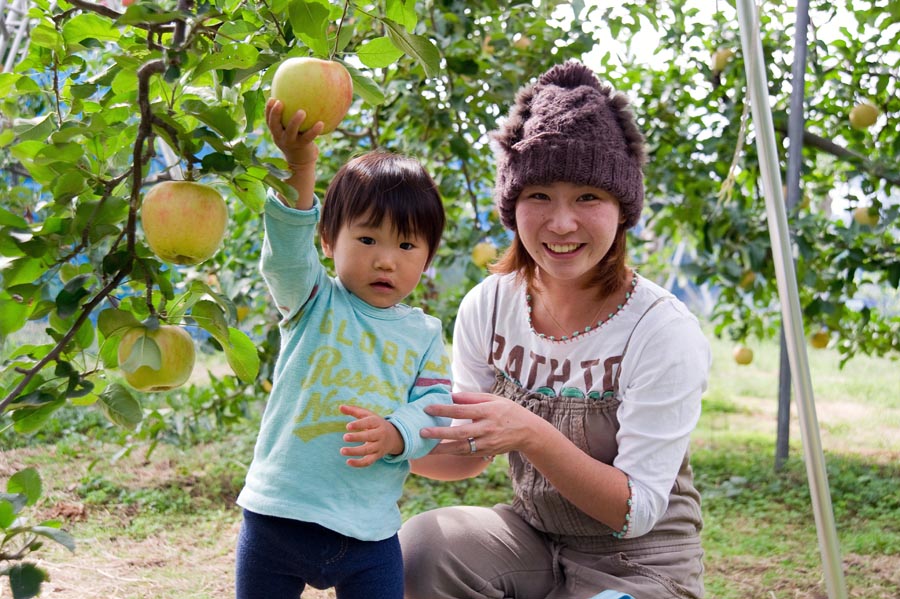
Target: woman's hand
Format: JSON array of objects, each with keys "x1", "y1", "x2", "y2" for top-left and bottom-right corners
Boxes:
[{"x1": 419, "y1": 392, "x2": 546, "y2": 458}]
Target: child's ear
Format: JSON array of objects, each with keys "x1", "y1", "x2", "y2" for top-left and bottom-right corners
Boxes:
[{"x1": 321, "y1": 235, "x2": 334, "y2": 258}]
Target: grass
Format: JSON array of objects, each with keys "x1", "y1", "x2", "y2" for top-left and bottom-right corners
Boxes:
[{"x1": 1, "y1": 327, "x2": 899, "y2": 598}]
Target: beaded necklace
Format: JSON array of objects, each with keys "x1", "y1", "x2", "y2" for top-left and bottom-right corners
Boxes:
[{"x1": 526, "y1": 274, "x2": 638, "y2": 342}]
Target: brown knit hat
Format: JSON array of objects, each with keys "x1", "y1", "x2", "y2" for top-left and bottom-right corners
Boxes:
[{"x1": 492, "y1": 60, "x2": 647, "y2": 230}]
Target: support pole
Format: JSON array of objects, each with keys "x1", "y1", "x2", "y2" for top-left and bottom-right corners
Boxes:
[
  {"x1": 735, "y1": 1, "x2": 847, "y2": 598},
  {"x1": 776, "y1": 0, "x2": 811, "y2": 471}
]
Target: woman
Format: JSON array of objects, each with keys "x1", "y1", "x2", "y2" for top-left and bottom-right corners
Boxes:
[{"x1": 400, "y1": 61, "x2": 711, "y2": 599}]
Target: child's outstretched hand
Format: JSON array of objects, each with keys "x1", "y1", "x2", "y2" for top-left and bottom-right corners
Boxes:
[
  {"x1": 339, "y1": 404, "x2": 404, "y2": 468},
  {"x1": 265, "y1": 98, "x2": 325, "y2": 170}
]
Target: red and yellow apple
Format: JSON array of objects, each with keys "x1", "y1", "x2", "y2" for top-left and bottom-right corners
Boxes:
[
  {"x1": 118, "y1": 325, "x2": 196, "y2": 392},
  {"x1": 270, "y1": 57, "x2": 353, "y2": 133},
  {"x1": 141, "y1": 181, "x2": 228, "y2": 265}
]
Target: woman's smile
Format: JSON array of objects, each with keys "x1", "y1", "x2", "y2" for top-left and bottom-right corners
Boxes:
[{"x1": 544, "y1": 242, "x2": 583, "y2": 255}]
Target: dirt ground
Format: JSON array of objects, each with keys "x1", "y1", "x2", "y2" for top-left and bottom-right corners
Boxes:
[{"x1": 3, "y1": 376, "x2": 898, "y2": 598}]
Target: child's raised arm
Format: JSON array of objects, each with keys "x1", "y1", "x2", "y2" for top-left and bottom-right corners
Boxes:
[{"x1": 265, "y1": 98, "x2": 325, "y2": 210}]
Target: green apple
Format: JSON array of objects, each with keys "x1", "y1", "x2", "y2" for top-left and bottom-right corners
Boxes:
[
  {"x1": 141, "y1": 181, "x2": 228, "y2": 265},
  {"x1": 270, "y1": 57, "x2": 353, "y2": 133},
  {"x1": 471, "y1": 241, "x2": 498, "y2": 268},
  {"x1": 853, "y1": 205, "x2": 880, "y2": 227},
  {"x1": 849, "y1": 102, "x2": 879, "y2": 129},
  {"x1": 809, "y1": 330, "x2": 830, "y2": 349},
  {"x1": 732, "y1": 345, "x2": 753, "y2": 365},
  {"x1": 711, "y1": 48, "x2": 734, "y2": 72},
  {"x1": 118, "y1": 325, "x2": 196, "y2": 392}
]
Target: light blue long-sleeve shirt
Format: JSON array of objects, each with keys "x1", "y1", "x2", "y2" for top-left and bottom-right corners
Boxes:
[{"x1": 237, "y1": 195, "x2": 452, "y2": 541}]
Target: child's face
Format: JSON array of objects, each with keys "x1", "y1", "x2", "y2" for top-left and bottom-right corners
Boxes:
[{"x1": 321, "y1": 215, "x2": 430, "y2": 308}]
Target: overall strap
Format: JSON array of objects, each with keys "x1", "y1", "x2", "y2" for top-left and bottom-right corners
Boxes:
[
  {"x1": 488, "y1": 277, "x2": 501, "y2": 364},
  {"x1": 612, "y1": 295, "x2": 672, "y2": 395}
]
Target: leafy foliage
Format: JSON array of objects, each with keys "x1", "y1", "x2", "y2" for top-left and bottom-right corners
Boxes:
[
  {"x1": 1, "y1": 468, "x2": 75, "y2": 599},
  {"x1": 1, "y1": 0, "x2": 898, "y2": 593}
]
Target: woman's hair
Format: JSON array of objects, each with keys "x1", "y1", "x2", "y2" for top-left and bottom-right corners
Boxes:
[
  {"x1": 319, "y1": 151, "x2": 445, "y2": 265},
  {"x1": 491, "y1": 224, "x2": 628, "y2": 297}
]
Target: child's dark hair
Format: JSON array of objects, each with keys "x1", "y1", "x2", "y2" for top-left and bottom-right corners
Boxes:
[{"x1": 319, "y1": 151, "x2": 445, "y2": 265}]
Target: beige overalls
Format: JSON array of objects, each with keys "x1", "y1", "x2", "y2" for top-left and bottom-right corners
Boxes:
[{"x1": 401, "y1": 297, "x2": 705, "y2": 599}]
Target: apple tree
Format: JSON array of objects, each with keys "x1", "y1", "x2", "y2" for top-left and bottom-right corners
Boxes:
[{"x1": 1, "y1": 0, "x2": 899, "y2": 593}]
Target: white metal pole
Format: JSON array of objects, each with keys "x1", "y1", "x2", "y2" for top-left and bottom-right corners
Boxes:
[{"x1": 734, "y1": 1, "x2": 848, "y2": 598}]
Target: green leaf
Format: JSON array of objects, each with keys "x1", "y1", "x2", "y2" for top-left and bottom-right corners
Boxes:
[
  {"x1": 12, "y1": 398, "x2": 65, "y2": 434},
  {"x1": 8, "y1": 563, "x2": 47, "y2": 599},
  {"x1": 62, "y1": 13, "x2": 121, "y2": 44},
  {"x1": 30, "y1": 20, "x2": 64, "y2": 53},
  {"x1": 0, "y1": 297, "x2": 30, "y2": 336},
  {"x1": 0, "y1": 73, "x2": 23, "y2": 98},
  {"x1": 1, "y1": 257, "x2": 45, "y2": 288},
  {"x1": 200, "y1": 152, "x2": 237, "y2": 172},
  {"x1": 55, "y1": 274, "x2": 92, "y2": 319},
  {"x1": 99, "y1": 383, "x2": 143, "y2": 430},
  {"x1": 181, "y1": 100, "x2": 240, "y2": 140},
  {"x1": 346, "y1": 65, "x2": 386, "y2": 106},
  {"x1": 119, "y1": 332, "x2": 161, "y2": 373},
  {"x1": 190, "y1": 299, "x2": 230, "y2": 343},
  {"x1": 31, "y1": 525, "x2": 76, "y2": 553},
  {"x1": 383, "y1": 19, "x2": 441, "y2": 78},
  {"x1": 385, "y1": 0, "x2": 417, "y2": 30},
  {"x1": 0, "y1": 206, "x2": 29, "y2": 227},
  {"x1": 98, "y1": 309, "x2": 142, "y2": 338},
  {"x1": 194, "y1": 42, "x2": 260, "y2": 77},
  {"x1": 232, "y1": 174, "x2": 267, "y2": 213},
  {"x1": 223, "y1": 327, "x2": 260, "y2": 383},
  {"x1": 357, "y1": 36, "x2": 405, "y2": 69},
  {"x1": 8, "y1": 468, "x2": 42, "y2": 506},
  {"x1": 288, "y1": 0, "x2": 331, "y2": 57},
  {"x1": 0, "y1": 498, "x2": 16, "y2": 528}
]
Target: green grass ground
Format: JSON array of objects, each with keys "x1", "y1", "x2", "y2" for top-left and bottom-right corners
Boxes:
[{"x1": 2, "y1": 328, "x2": 898, "y2": 598}]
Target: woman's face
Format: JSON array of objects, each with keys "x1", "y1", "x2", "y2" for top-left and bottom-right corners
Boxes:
[{"x1": 514, "y1": 182, "x2": 624, "y2": 287}]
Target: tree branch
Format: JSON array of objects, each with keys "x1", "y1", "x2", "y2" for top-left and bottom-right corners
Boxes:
[{"x1": 774, "y1": 121, "x2": 900, "y2": 186}]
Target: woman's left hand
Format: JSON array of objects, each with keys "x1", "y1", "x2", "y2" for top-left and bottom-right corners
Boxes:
[{"x1": 420, "y1": 392, "x2": 545, "y2": 458}]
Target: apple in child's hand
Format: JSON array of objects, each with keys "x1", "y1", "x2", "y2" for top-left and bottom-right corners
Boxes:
[
  {"x1": 141, "y1": 181, "x2": 228, "y2": 266},
  {"x1": 270, "y1": 57, "x2": 353, "y2": 134}
]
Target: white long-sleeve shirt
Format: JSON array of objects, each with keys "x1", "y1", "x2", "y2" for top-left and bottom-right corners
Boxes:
[{"x1": 451, "y1": 272, "x2": 710, "y2": 537}]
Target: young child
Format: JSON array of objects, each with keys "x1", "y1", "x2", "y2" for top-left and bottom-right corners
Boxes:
[{"x1": 234, "y1": 99, "x2": 452, "y2": 599}]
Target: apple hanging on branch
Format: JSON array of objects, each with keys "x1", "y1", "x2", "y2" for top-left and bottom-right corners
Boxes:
[
  {"x1": 117, "y1": 324, "x2": 196, "y2": 392},
  {"x1": 141, "y1": 181, "x2": 228, "y2": 265},
  {"x1": 270, "y1": 57, "x2": 354, "y2": 133}
]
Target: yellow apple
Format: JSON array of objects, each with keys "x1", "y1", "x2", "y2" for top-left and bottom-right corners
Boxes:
[
  {"x1": 849, "y1": 102, "x2": 879, "y2": 129},
  {"x1": 809, "y1": 330, "x2": 830, "y2": 349},
  {"x1": 711, "y1": 48, "x2": 734, "y2": 72},
  {"x1": 270, "y1": 57, "x2": 353, "y2": 133},
  {"x1": 853, "y1": 205, "x2": 879, "y2": 226},
  {"x1": 738, "y1": 270, "x2": 756, "y2": 290},
  {"x1": 118, "y1": 325, "x2": 196, "y2": 392},
  {"x1": 513, "y1": 36, "x2": 532, "y2": 50},
  {"x1": 732, "y1": 345, "x2": 753, "y2": 365},
  {"x1": 471, "y1": 241, "x2": 498, "y2": 268},
  {"x1": 141, "y1": 181, "x2": 228, "y2": 265}
]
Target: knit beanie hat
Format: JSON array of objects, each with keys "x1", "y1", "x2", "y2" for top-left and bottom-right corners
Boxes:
[{"x1": 492, "y1": 60, "x2": 647, "y2": 230}]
